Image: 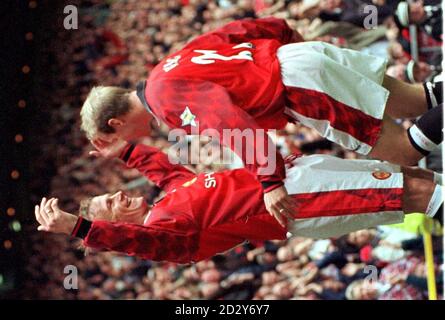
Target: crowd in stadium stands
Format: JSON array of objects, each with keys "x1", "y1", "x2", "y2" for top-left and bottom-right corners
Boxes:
[{"x1": 24, "y1": 0, "x2": 442, "y2": 299}]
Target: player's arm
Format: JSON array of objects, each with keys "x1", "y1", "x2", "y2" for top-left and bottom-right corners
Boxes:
[
  {"x1": 186, "y1": 17, "x2": 303, "y2": 46},
  {"x1": 120, "y1": 143, "x2": 196, "y2": 192},
  {"x1": 89, "y1": 140, "x2": 196, "y2": 193},
  {"x1": 152, "y1": 78, "x2": 295, "y2": 225},
  {"x1": 78, "y1": 219, "x2": 197, "y2": 263},
  {"x1": 35, "y1": 198, "x2": 198, "y2": 263},
  {"x1": 155, "y1": 78, "x2": 286, "y2": 190}
]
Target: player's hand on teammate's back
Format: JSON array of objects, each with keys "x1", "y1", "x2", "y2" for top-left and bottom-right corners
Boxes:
[
  {"x1": 89, "y1": 138, "x2": 129, "y2": 159},
  {"x1": 35, "y1": 197, "x2": 78, "y2": 235},
  {"x1": 263, "y1": 185, "x2": 296, "y2": 228}
]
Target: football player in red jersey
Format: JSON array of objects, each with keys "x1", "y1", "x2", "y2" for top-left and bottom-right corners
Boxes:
[
  {"x1": 34, "y1": 142, "x2": 442, "y2": 264},
  {"x1": 79, "y1": 17, "x2": 443, "y2": 227}
]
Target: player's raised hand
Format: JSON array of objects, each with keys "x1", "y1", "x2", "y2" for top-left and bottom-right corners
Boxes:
[
  {"x1": 35, "y1": 198, "x2": 78, "y2": 235},
  {"x1": 263, "y1": 185, "x2": 296, "y2": 228},
  {"x1": 89, "y1": 138, "x2": 129, "y2": 159}
]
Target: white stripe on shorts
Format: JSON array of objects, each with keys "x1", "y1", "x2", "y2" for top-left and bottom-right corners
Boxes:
[{"x1": 284, "y1": 154, "x2": 402, "y2": 194}]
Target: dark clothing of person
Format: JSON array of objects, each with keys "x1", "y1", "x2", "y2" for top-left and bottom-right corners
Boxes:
[{"x1": 320, "y1": 0, "x2": 400, "y2": 27}]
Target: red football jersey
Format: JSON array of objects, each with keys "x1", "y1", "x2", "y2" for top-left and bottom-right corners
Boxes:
[
  {"x1": 84, "y1": 144, "x2": 287, "y2": 263},
  {"x1": 141, "y1": 17, "x2": 303, "y2": 191}
]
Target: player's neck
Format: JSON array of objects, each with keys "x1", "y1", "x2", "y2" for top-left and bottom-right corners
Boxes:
[{"x1": 129, "y1": 91, "x2": 147, "y2": 116}]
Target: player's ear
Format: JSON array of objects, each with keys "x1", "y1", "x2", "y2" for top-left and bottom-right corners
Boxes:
[{"x1": 108, "y1": 118, "x2": 124, "y2": 129}]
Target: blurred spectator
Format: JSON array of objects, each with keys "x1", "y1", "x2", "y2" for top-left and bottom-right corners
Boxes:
[{"x1": 345, "y1": 256, "x2": 436, "y2": 300}]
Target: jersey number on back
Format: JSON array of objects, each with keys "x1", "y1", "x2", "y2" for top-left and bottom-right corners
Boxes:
[{"x1": 191, "y1": 42, "x2": 254, "y2": 65}]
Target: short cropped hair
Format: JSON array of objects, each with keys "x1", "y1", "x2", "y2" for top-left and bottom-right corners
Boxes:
[{"x1": 80, "y1": 86, "x2": 132, "y2": 140}]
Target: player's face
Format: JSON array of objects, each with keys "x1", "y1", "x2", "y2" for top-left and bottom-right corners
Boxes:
[
  {"x1": 89, "y1": 191, "x2": 148, "y2": 224},
  {"x1": 112, "y1": 92, "x2": 154, "y2": 141}
]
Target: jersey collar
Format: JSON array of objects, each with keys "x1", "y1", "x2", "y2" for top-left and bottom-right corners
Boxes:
[{"x1": 136, "y1": 80, "x2": 160, "y2": 126}]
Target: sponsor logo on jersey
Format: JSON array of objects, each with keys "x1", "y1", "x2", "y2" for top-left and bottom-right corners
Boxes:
[
  {"x1": 372, "y1": 171, "x2": 392, "y2": 180},
  {"x1": 204, "y1": 172, "x2": 216, "y2": 188}
]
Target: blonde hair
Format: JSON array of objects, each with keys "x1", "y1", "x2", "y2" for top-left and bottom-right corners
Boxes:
[{"x1": 80, "y1": 86, "x2": 132, "y2": 140}]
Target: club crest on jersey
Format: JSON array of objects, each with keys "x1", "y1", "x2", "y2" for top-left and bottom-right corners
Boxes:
[
  {"x1": 372, "y1": 171, "x2": 392, "y2": 180},
  {"x1": 180, "y1": 106, "x2": 197, "y2": 127}
]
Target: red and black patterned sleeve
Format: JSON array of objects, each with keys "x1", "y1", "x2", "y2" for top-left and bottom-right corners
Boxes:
[
  {"x1": 75, "y1": 219, "x2": 200, "y2": 263},
  {"x1": 119, "y1": 143, "x2": 196, "y2": 193},
  {"x1": 152, "y1": 79, "x2": 286, "y2": 193},
  {"x1": 186, "y1": 17, "x2": 303, "y2": 47}
]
